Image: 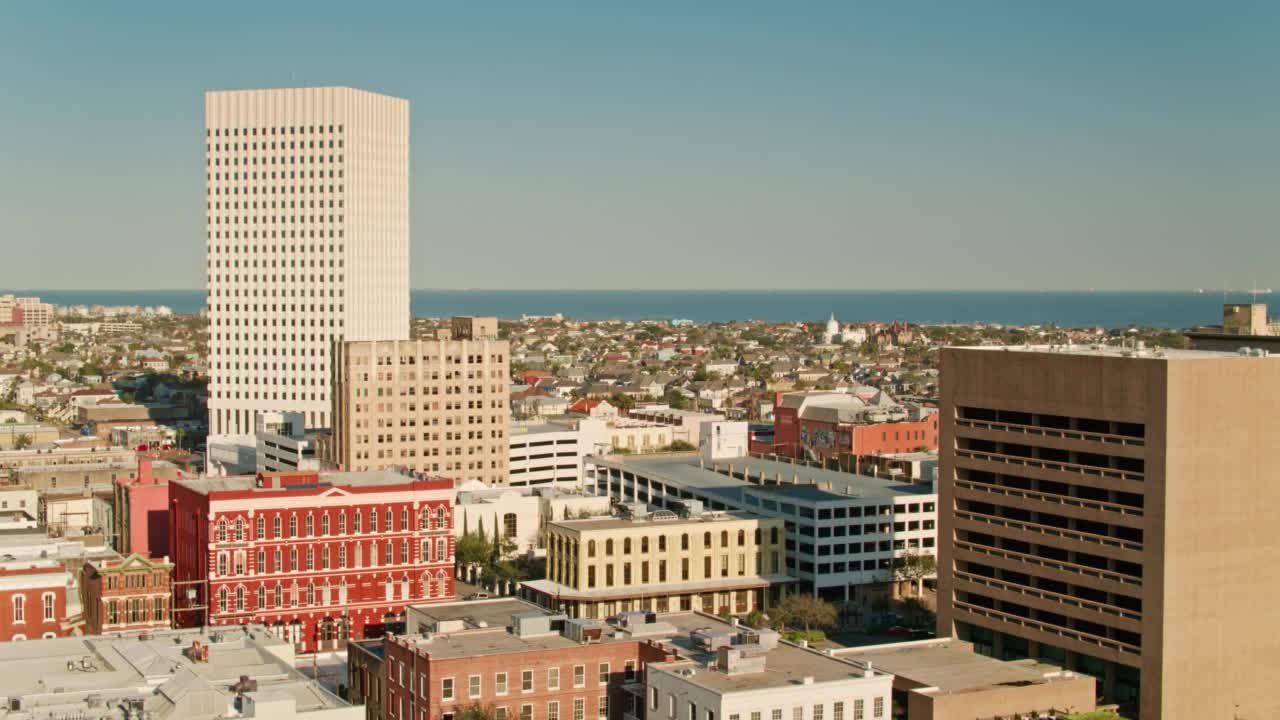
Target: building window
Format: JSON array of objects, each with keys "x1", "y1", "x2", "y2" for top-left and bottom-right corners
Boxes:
[
  {"x1": 496, "y1": 672, "x2": 508, "y2": 695},
  {"x1": 598, "y1": 662, "x2": 609, "y2": 685},
  {"x1": 218, "y1": 587, "x2": 227, "y2": 613},
  {"x1": 217, "y1": 520, "x2": 227, "y2": 542},
  {"x1": 573, "y1": 665, "x2": 585, "y2": 688},
  {"x1": 236, "y1": 586, "x2": 245, "y2": 611},
  {"x1": 257, "y1": 586, "x2": 266, "y2": 609},
  {"x1": 624, "y1": 661, "x2": 636, "y2": 681},
  {"x1": 547, "y1": 667, "x2": 559, "y2": 691},
  {"x1": 521, "y1": 706, "x2": 533, "y2": 720},
  {"x1": 522, "y1": 670, "x2": 534, "y2": 692},
  {"x1": 813, "y1": 705, "x2": 823, "y2": 720},
  {"x1": 873, "y1": 698, "x2": 883, "y2": 719},
  {"x1": 257, "y1": 516, "x2": 266, "y2": 539},
  {"x1": 497, "y1": 709, "x2": 508, "y2": 720},
  {"x1": 235, "y1": 518, "x2": 244, "y2": 541},
  {"x1": 852, "y1": 701, "x2": 863, "y2": 720},
  {"x1": 442, "y1": 677, "x2": 454, "y2": 701},
  {"x1": 504, "y1": 513, "x2": 518, "y2": 539},
  {"x1": 12, "y1": 594, "x2": 24, "y2": 623},
  {"x1": 274, "y1": 516, "x2": 282, "y2": 538},
  {"x1": 832, "y1": 703, "x2": 843, "y2": 720},
  {"x1": 321, "y1": 513, "x2": 330, "y2": 535},
  {"x1": 38, "y1": 592, "x2": 54, "y2": 622},
  {"x1": 107, "y1": 599, "x2": 118, "y2": 624},
  {"x1": 470, "y1": 674, "x2": 482, "y2": 698},
  {"x1": 289, "y1": 515, "x2": 298, "y2": 537},
  {"x1": 587, "y1": 540, "x2": 596, "y2": 557},
  {"x1": 574, "y1": 698, "x2": 585, "y2": 720},
  {"x1": 599, "y1": 695, "x2": 609, "y2": 720},
  {"x1": 305, "y1": 515, "x2": 314, "y2": 536},
  {"x1": 548, "y1": 702, "x2": 560, "y2": 720}
]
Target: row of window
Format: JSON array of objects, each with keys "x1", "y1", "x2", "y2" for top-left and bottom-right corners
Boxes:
[
  {"x1": 215, "y1": 537, "x2": 450, "y2": 576},
  {"x1": 652, "y1": 691, "x2": 883, "y2": 720},
  {"x1": 208, "y1": 125, "x2": 344, "y2": 137},
  {"x1": 214, "y1": 505, "x2": 449, "y2": 543},
  {"x1": 10, "y1": 592, "x2": 56, "y2": 623},
  {"x1": 440, "y1": 662, "x2": 636, "y2": 701},
  {"x1": 215, "y1": 572, "x2": 448, "y2": 613}
]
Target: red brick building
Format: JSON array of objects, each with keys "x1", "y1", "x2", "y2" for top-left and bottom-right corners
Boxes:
[
  {"x1": 0, "y1": 562, "x2": 71, "y2": 641},
  {"x1": 82, "y1": 553, "x2": 173, "y2": 635},
  {"x1": 170, "y1": 469, "x2": 456, "y2": 653},
  {"x1": 113, "y1": 459, "x2": 179, "y2": 559},
  {"x1": 770, "y1": 391, "x2": 938, "y2": 461},
  {"x1": 380, "y1": 615, "x2": 676, "y2": 720}
]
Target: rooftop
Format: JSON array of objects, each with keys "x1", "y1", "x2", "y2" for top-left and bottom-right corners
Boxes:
[
  {"x1": 173, "y1": 468, "x2": 451, "y2": 495},
  {"x1": 955, "y1": 344, "x2": 1273, "y2": 360},
  {"x1": 550, "y1": 509, "x2": 770, "y2": 532},
  {"x1": 834, "y1": 639, "x2": 1082, "y2": 695},
  {"x1": 591, "y1": 453, "x2": 933, "y2": 503},
  {"x1": 0, "y1": 625, "x2": 356, "y2": 720},
  {"x1": 406, "y1": 597, "x2": 553, "y2": 635}
]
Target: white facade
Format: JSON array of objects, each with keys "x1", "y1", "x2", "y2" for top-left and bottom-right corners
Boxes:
[
  {"x1": 205, "y1": 87, "x2": 410, "y2": 440},
  {"x1": 508, "y1": 419, "x2": 609, "y2": 487},
  {"x1": 255, "y1": 411, "x2": 319, "y2": 473}
]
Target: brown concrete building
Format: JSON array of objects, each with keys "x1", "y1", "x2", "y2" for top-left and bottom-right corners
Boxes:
[
  {"x1": 81, "y1": 553, "x2": 174, "y2": 635},
  {"x1": 938, "y1": 345, "x2": 1280, "y2": 720},
  {"x1": 333, "y1": 316, "x2": 510, "y2": 484}
]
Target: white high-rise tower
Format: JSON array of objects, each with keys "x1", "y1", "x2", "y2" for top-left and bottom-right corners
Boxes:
[{"x1": 204, "y1": 87, "x2": 410, "y2": 443}]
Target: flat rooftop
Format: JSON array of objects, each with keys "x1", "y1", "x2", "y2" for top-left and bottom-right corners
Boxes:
[
  {"x1": 834, "y1": 639, "x2": 1079, "y2": 694},
  {"x1": 0, "y1": 625, "x2": 352, "y2": 719},
  {"x1": 651, "y1": 614, "x2": 884, "y2": 694},
  {"x1": 953, "y1": 344, "x2": 1272, "y2": 360},
  {"x1": 551, "y1": 509, "x2": 766, "y2": 532},
  {"x1": 592, "y1": 454, "x2": 933, "y2": 502},
  {"x1": 510, "y1": 422, "x2": 578, "y2": 438},
  {"x1": 407, "y1": 597, "x2": 553, "y2": 633},
  {"x1": 173, "y1": 468, "x2": 445, "y2": 495}
]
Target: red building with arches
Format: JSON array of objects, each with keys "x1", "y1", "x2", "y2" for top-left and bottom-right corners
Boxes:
[{"x1": 170, "y1": 469, "x2": 456, "y2": 653}]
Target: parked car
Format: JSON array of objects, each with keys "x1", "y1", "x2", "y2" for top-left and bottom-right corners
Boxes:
[
  {"x1": 886, "y1": 625, "x2": 913, "y2": 637},
  {"x1": 465, "y1": 592, "x2": 490, "y2": 601},
  {"x1": 908, "y1": 628, "x2": 935, "y2": 640}
]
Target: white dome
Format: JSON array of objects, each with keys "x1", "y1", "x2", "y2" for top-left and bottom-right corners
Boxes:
[{"x1": 825, "y1": 313, "x2": 840, "y2": 335}]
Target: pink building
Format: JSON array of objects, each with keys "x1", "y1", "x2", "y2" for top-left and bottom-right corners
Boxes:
[{"x1": 113, "y1": 460, "x2": 174, "y2": 559}]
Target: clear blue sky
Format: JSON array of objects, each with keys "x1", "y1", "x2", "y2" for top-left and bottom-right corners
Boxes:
[{"x1": 0, "y1": 1, "x2": 1275, "y2": 291}]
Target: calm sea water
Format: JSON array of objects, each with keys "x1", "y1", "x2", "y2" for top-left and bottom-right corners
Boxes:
[{"x1": 2, "y1": 289, "x2": 1239, "y2": 329}]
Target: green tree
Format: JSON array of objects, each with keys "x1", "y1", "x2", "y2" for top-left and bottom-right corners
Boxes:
[
  {"x1": 772, "y1": 594, "x2": 838, "y2": 637},
  {"x1": 892, "y1": 551, "x2": 937, "y2": 596},
  {"x1": 12, "y1": 433, "x2": 33, "y2": 450},
  {"x1": 609, "y1": 392, "x2": 636, "y2": 412},
  {"x1": 455, "y1": 531, "x2": 491, "y2": 567},
  {"x1": 456, "y1": 704, "x2": 501, "y2": 720},
  {"x1": 692, "y1": 364, "x2": 709, "y2": 381},
  {"x1": 743, "y1": 609, "x2": 768, "y2": 629}
]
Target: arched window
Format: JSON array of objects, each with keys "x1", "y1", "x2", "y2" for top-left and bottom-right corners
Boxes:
[
  {"x1": 339, "y1": 580, "x2": 348, "y2": 604},
  {"x1": 289, "y1": 548, "x2": 297, "y2": 571},
  {"x1": 401, "y1": 574, "x2": 409, "y2": 599},
  {"x1": 321, "y1": 546, "x2": 330, "y2": 569},
  {"x1": 288, "y1": 515, "x2": 298, "y2": 537},
  {"x1": 321, "y1": 513, "x2": 330, "y2": 535},
  {"x1": 436, "y1": 538, "x2": 447, "y2": 562},
  {"x1": 234, "y1": 518, "x2": 244, "y2": 541},
  {"x1": 623, "y1": 538, "x2": 632, "y2": 554},
  {"x1": 435, "y1": 570, "x2": 448, "y2": 597},
  {"x1": 754, "y1": 528, "x2": 762, "y2": 544},
  {"x1": 218, "y1": 587, "x2": 228, "y2": 612},
  {"x1": 235, "y1": 586, "x2": 245, "y2": 611},
  {"x1": 42, "y1": 592, "x2": 54, "y2": 621},
  {"x1": 306, "y1": 582, "x2": 315, "y2": 606},
  {"x1": 258, "y1": 585, "x2": 267, "y2": 608},
  {"x1": 503, "y1": 513, "x2": 518, "y2": 539},
  {"x1": 323, "y1": 579, "x2": 332, "y2": 606},
  {"x1": 369, "y1": 509, "x2": 379, "y2": 533},
  {"x1": 605, "y1": 539, "x2": 614, "y2": 556},
  {"x1": 704, "y1": 532, "x2": 712, "y2": 548},
  {"x1": 588, "y1": 540, "x2": 597, "y2": 557},
  {"x1": 274, "y1": 583, "x2": 283, "y2": 607},
  {"x1": 437, "y1": 506, "x2": 447, "y2": 528},
  {"x1": 338, "y1": 545, "x2": 347, "y2": 568},
  {"x1": 658, "y1": 536, "x2": 666, "y2": 551},
  {"x1": 338, "y1": 512, "x2": 346, "y2": 534},
  {"x1": 273, "y1": 516, "x2": 281, "y2": 539},
  {"x1": 770, "y1": 527, "x2": 780, "y2": 544},
  {"x1": 681, "y1": 534, "x2": 689, "y2": 550},
  {"x1": 217, "y1": 520, "x2": 227, "y2": 542},
  {"x1": 306, "y1": 547, "x2": 314, "y2": 570},
  {"x1": 737, "y1": 530, "x2": 746, "y2": 546},
  {"x1": 641, "y1": 537, "x2": 649, "y2": 553},
  {"x1": 305, "y1": 514, "x2": 314, "y2": 536},
  {"x1": 12, "y1": 594, "x2": 24, "y2": 622},
  {"x1": 421, "y1": 508, "x2": 432, "y2": 530},
  {"x1": 721, "y1": 531, "x2": 729, "y2": 547},
  {"x1": 354, "y1": 511, "x2": 363, "y2": 533},
  {"x1": 401, "y1": 509, "x2": 409, "y2": 531},
  {"x1": 256, "y1": 516, "x2": 265, "y2": 539},
  {"x1": 384, "y1": 577, "x2": 393, "y2": 601}
]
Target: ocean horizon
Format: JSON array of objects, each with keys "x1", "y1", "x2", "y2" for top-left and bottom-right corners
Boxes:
[{"x1": 0, "y1": 289, "x2": 1246, "y2": 329}]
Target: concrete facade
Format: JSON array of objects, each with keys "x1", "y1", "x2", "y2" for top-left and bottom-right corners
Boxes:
[
  {"x1": 938, "y1": 345, "x2": 1280, "y2": 719},
  {"x1": 333, "y1": 317, "x2": 511, "y2": 485}
]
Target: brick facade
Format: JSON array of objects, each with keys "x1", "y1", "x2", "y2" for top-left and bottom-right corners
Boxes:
[
  {"x1": 0, "y1": 564, "x2": 69, "y2": 641},
  {"x1": 82, "y1": 553, "x2": 173, "y2": 635},
  {"x1": 170, "y1": 469, "x2": 456, "y2": 653}
]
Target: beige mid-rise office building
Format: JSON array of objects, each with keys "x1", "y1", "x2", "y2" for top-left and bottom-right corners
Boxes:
[
  {"x1": 205, "y1": 87, "x2": 410, "y2": 438},
  {"x1": 938, "y1": 345, "x2": 1280, "y2": 720},
  {"x1": 332, "y1": 317, "x2": 510, "y2": 484},
  {"x1": 523, "y1": 503, "x2": 790, "y2": 619}
]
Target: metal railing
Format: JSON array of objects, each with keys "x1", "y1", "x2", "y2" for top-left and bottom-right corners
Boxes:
[
  {"x1": 953, "y1": 540, "x2": 1142, "y2": 588},
  {"x1": 954, "y1": 448, "x2": 1145, "y2": 483},
  {"x1": 954, "y1": 479, "x2": 1144, "y2": 518},
  {"x1": 952, "y1": 600, "x2": 1141, "y2": 657},
  {"x1": 953, "y1": 569, "x2": 1142, "y2": 623},
  {"x1": 955, "y1": 417, "x2": 1145, "y2": 448},
  {"x1": 955, "y1": 510, "x2": 1143, "y2": 553}
]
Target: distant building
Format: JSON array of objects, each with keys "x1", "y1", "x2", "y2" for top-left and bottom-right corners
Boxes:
[
  {"x1": 332, "y1": 316, "x2": 511, "y2": 485},
  {"x1": 206, "y1": 86, "x2": 411, "y2": 441},
  {"x1": 256, "y1": 410, "x2": 321, "y2": 473},
  {"x1": 113, "y1": 459, "x2": 180, "y2": 557},
  {"x1": 626, "y1": 407, "x2": 725, "y2": 447},
  {"x1": 1185, "y1": 302, "x2": 1280, "y2": 352},
  {"x1": 508, "y1": 419, "x2": 606, "y2": 487},
  {"x1": 522, "y1": 505, "x2": 790, "y2": 619},
  {"x1": 0, "y1": 562, "x2": 70, "y2": 641},
  {"x1": 770, "y1": 391, "x2": 939, "y2": 461}
]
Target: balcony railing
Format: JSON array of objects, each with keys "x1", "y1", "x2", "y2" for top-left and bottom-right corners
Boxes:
[
  {"x1": 952, "y1": 599, "x2": 1142, "y2": 658},
  {"x1": 953, "y1": 569, "x2": 1142, "y2": 623},
  {"x1": 953, "y1": 540, "x2": 1142, "y2": 588},
  {"x1": 955, "y1": 510, "x2": 1143, "y2": 553},
  {"x1": 954, "y1": 448, "x2": 1145, "y2": 483},
  {"x1": 954, "y1": 478, "x2": 1144, "y2": 519},
  {"x1": 955, "y1": 418, "x2": 1145, "y2": 448}
]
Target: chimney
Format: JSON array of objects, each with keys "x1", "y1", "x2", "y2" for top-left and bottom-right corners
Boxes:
[{"x1": 863, "y1": 662, "x2": 874, "y2": 678}]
